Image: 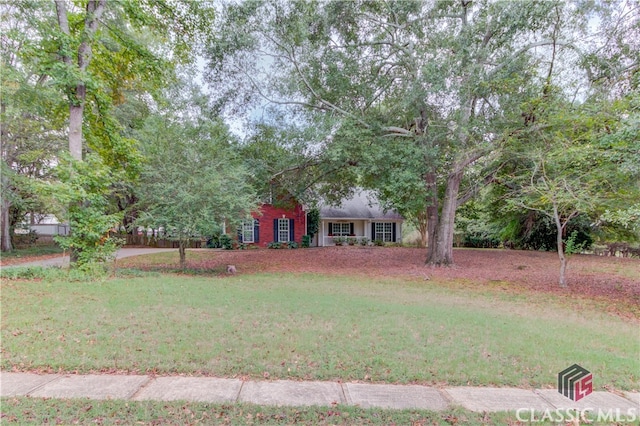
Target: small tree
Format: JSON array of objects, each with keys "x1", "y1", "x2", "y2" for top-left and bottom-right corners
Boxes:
[
  {"x1": 43, "y1": 154, "x2": 124, "y2": 269},
  {"x1": 500, "y1": 94, "x2": 640, "y2": 287},
  {"x1": 136, "y1": 109, "x2": 257, "y2": 269}
]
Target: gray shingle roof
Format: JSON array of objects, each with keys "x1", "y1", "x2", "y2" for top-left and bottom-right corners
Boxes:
[{"x1": 319, "y1": 190, "x2": 403, "y2": 220}]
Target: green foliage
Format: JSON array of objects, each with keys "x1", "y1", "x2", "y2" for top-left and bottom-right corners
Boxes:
[
  {"x1": 301, "y1": 235, "x2": 311, "y2": 248},
  {"x1": 219, "y1": 234, "x2": 233, "y2": 250},
  {"x1": 135, "y1": 89, "x2": 258, "y2": 266},
  {"x1": 373, "y1": 239, "x2": 384, "y2": 247},
  {"x1": 205, "y1": 233, "x2": 221, "y2": 248},
  {"x1": 359, "y1": 237, "x2": 370, "y2": 246},
  {"x1": 455, "y1": 202, "x2": 502, "y2": 249},
  {"x1": 40, "y1": 154, "x2": 124, "y2": 269},
  {"x1": 268, "y1": 241, "x2": 282, "y2": 249},
  {"x1": 287, "y1": 241, "x2": 298, "y2": 249},
  {"x1": 565, "y1": 231, "x2": 588, "y2": 255},
  {"x1": 333, "y1": 236, "x2": 346, "y2": 246},
  {"x1": 499, "y1": 213, "x2": 593, "y2": 252},
  {"x1": 306, "y1": 208, "x2": 320, "y2": 238}
]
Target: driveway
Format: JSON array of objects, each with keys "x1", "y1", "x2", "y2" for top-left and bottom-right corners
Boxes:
[{"x1": 2, "y1": 248, "x2": 177, "y2": 268}]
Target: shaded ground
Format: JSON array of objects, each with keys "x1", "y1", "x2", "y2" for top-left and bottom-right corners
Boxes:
[
  {"x1": 125, "y1": 247, "x2": 639, "y2": 312},
  {"x1": 0, "y1": 253, "x2": 63, "y2": 266}
]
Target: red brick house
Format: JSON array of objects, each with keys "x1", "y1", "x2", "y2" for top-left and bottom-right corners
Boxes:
[
  {"x1": 236, "y1": 190, "x2": 403, "y2": 247},
  {"x1": 237, "y1": 202, "x2": 307, "y2": 247}
]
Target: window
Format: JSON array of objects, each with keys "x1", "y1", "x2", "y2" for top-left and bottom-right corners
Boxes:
[
  {"x1": 278, "y1": 218, "x2": 290, "y2": 242},
  {"x1": 241, "y1": 220, "x2": 255, "y2": 243},
  {"x1": 331, "y1": 223, "x2": 351, "y2": 236},
  {"x1": 375, "y1": 222, "x2": 393, "y2": 242}
]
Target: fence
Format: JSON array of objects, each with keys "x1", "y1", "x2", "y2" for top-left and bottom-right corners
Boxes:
[{"x1": 113, "y1": 233, "x2": 205, "y2": 248}]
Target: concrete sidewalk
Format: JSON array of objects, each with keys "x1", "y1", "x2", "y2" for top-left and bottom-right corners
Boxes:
[{"x1": 2, "y1": 372, "x2": 638, "y2": 414}]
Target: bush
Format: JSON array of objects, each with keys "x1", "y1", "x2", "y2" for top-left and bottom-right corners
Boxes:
[
  {"x1": 220, "y1": 234, "x2": 233, "y2": 250},
  {"x1": 359, "y1": 237, "x2": 370, "y2": 246},
  {"x1": 287, "y1": 241, "x2": 298, "y2": 249},
  {"x1": 373, "y1": 239, "x2": 385, "y2": 246},
  {"x1": 268, "y1": 241, "x2": 282, "y2": 249},
  {"x1": 206, "y1": 233, "x2": 221, "y2": 248},
  {"x1": 301, "y1": 235, "x2": 311, "y2": 248},
  {"x1": 347, "y1": 237, "x2": 357, "y2": 245},
  {"x1": 333, "y1": 236, "x2": 346, "y2": 246}
]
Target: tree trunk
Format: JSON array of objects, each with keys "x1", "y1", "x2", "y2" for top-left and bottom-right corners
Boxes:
[
  {"x1": 69, "y1": 102, "x2": 84, "y2": 160},
  {"x1": 425, "y1": 171, "x2": 438, "y2": 261},
  {"x1": 0, "y1": 99, "x2": 12, "y2": 252},
  {"x1": 1, "y1": 195, "x2": 12, "y2": 252},
  {"x1": 416, "y1": 211, "x2": 428, "y2": 248},
  {"x1": 179, "y1": 240, "x2": 186, "y2": 270},
  {"x1": 427, "y1": 171, "x2": 462, "y2": 266},
  {"x1": 553, "y1": 203, "x2": 568, "y2": 288}
]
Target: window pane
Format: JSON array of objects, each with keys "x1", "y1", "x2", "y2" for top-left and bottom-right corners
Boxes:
[
  {"x1": 242, "y1": 220, "x2": 254, "y2": 243},
  {"x1": 375, "y1": 223, "x2": 392, "y2": 242},
  {"x1": 333, "y1": 223, "x2": 350, "y2": 236},
  {"x1": 278, "y1": 218, "x2": 289, "y2": 242}
]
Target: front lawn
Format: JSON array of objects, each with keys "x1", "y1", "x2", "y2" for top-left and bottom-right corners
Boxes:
[{"x1": 2, "y1": 271, "x2": 637, "y2": 391}]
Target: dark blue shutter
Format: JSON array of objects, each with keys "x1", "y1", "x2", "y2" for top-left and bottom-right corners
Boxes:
[
  {"x1": 392, "y1": 223, "x2": 397, "y2": 242},
  {"x1": 371, "y1": 223, "x2": 376, "y2": 239},
  {"x1": 350, "y1": 223, "x2": 354, "y2": 235},
  {"x1": 328, "y1": 222, "x2": 333, "y2": 235},
  {"x1": 273, "y1": 219, "x2": 278, "y2": 242},
  {"x1": 237, "y1": 226, "x2": 243, "y2": 243},
  {"x1": 254, "y1": 219, "x2": 259, "y2": 243},
  {"x1": 289, "y1": 219, "x2": 295, "y2": 242}
]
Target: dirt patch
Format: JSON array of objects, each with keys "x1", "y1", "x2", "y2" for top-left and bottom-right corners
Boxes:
[{"x1": 176, "y1": 247, "x2": 640, "y2": 310}]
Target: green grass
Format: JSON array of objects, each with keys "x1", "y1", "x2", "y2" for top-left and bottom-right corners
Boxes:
[
  {"x1": 2, "y1": 273, "x2": 638, "y2": 391},
  {"x1": 0, "y1": 397, "x2": 558, "y2": 425}
]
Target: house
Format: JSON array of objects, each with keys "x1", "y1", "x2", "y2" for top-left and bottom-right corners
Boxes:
[
  {"x1": 237, "y1": 201, "x2": 307, "y2": 247},
  {"x1": 317, "y1": 190, "x2": 403, "y2": 247},
  {"x1": 236, "y1": 190, "x2": 403, "y2": 247}
]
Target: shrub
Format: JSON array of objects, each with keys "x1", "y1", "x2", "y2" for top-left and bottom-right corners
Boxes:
[
  {"x1": 347, "y1": 237, "x2": 357, "y2": 245},
  {"x1": 359, "y1": 237, "x2": 370, "y2": 246},
  {"x1": 333, "y1": 236, "x2": 346, "y2": 246},
  {"x1": 220, "y1": 234, "x2": 233, "y2": 250},
  {"x1": 206, "y1": 233, "x2": 221, "y2": 248},
  {"x1": 287, "y1": 241, "x2": 298, "y2": 249},
  {"x1": 301, "y1": 235, "x2": 311, "y2": 248},
  {"x1": 268, "y1": 241, "x2": 282, "y2": 249},
  {"x1": 565, "y1": 230, "x2": 588, "y2": 255},
  {"x1": 237, "y1": 242, "x2": 247, "y2": 250},
  {"x1": 373, "y1": 239, "x2": 385, "y2": 246}
]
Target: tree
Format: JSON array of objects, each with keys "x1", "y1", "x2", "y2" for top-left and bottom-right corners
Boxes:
[
  {"x1": 38, "y1": 0, "x2": 215, "y2": 160},
  {"x1": 207, "y1": 0, "x2": 600, "y2": 265},
  {"x1": 42, "y1": 154, "x2": 125, "y2": 269},
  {"x1": 497, "y1": 93, "x2": 640, "y2": 286},
  {"x1": 136, "y1": 83, "x2": 258, "y2": 268},
  {"x1": 1, "y1": 2, "x2": 66, "y2": 251},
  {"x1": 3, "y1": 1, "x2": 214, "y2": 262}
]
